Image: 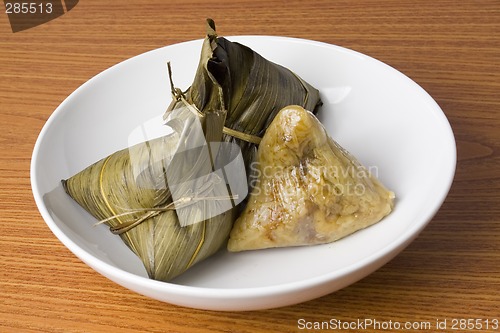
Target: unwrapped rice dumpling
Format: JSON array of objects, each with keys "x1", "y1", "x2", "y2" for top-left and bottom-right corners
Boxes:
[{"x1": 227, "y1": 106, "x2": 395, "y2": 252}]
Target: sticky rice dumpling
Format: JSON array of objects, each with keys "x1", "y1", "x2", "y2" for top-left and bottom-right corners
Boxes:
[
  {"x1": 227, "y1": 106, "x2": 395, "y2": 252},
  {"x1": 62, "y1": 20, "x2": 322, "y2": 282}
]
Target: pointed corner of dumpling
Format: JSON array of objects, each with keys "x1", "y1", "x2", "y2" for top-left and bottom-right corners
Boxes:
[{"x1": 227, "y1": 105, "x2": 394, "y2": 252}]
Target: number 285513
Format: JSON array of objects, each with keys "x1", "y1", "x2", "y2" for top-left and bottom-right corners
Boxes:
[{"x1": 5, "y1": 2, "x2": 53, "y2": 14}]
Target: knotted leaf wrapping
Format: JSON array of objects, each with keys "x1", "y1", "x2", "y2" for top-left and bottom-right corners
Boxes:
[{"x1": 63, "y1": 19, "x2": 322, "y2": 281}]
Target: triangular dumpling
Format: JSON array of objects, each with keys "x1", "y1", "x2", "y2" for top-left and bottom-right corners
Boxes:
[{"x1": 227, "y1": 105, "x2": 395, "y2": 252}]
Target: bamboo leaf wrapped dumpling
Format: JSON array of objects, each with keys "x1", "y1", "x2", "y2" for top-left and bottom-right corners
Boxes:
[
  {"x1": 166, "y1": 19, "x2": 322, "y2": 168},
  {"x1": 227, "y1": 106, "x2": 395, "y2": 252},
  {"x1": 63, "y1": 107, "x2": 239, "y2": 281},
  {"x1": 62, "y1": 20, "x2": 323, "y2": 282}
]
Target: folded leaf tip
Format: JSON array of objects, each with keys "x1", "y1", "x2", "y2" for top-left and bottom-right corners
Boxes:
[{"x1": 206, "y1": 18, "x2": 217, "y2": 38}]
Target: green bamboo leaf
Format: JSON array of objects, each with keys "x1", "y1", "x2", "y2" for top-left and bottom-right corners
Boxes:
[
  {"x1": 63, "y1": 19, "x2": 322, "y2": 282},
  {"x1": 167, "y1": 18, "x2": 322, "y2": 167}
]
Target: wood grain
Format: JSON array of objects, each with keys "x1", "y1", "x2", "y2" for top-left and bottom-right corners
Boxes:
[{"x1": 1, "y1": 1, "x2": 499, "y2": 332}]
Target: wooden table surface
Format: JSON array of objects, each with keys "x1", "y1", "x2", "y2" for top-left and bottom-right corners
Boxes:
[{"x1": 1, "y1": 1, "x2": 499, "y2": 332}]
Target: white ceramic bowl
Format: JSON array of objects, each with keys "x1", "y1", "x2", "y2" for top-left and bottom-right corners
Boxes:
[{"x1": 31, "y1": 36, "x2": 456, "y2": 311}]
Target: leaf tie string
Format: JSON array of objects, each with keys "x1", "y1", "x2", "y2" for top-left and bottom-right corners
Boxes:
[{"x1": 167, "y1": 62, "x2": 262, "y2": 145}]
